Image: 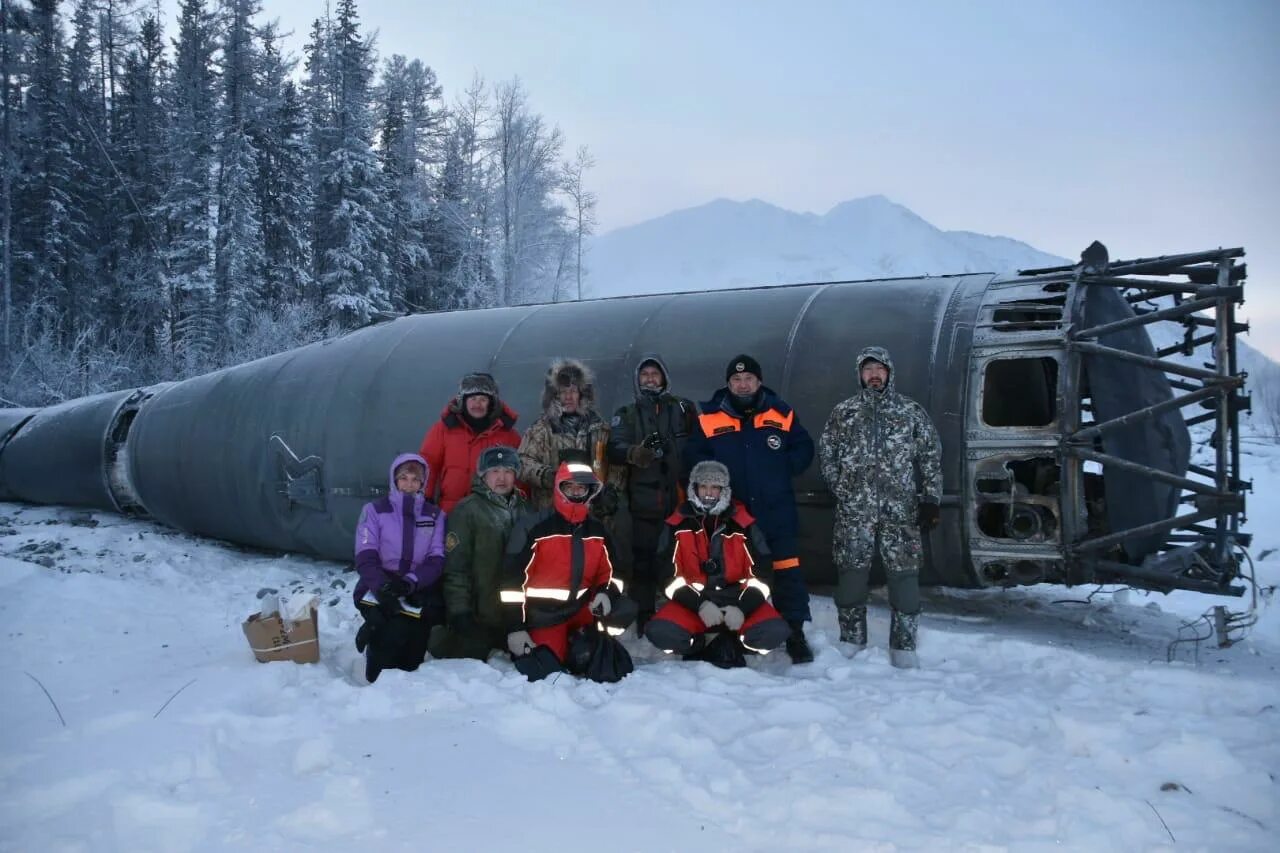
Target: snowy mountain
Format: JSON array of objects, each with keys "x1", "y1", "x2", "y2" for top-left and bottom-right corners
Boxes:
[{"x1": 584, "y1": 195, "x2": 1069, "y2": 297}]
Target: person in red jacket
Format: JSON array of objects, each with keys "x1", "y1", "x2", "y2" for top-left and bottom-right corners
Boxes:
[
  {"x1": 645, "y1": 460, "x2": 792, "y2": 665},
  {"x1": 419, "y1": 372, "x2": 521, "y2": 512},
  {"x1": 500, "y1": 451, "x2": 633, "y2": 675}
]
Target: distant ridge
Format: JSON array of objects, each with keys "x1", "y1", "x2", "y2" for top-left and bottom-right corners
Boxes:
[{"x1": 584, "y1": 195, "x2": 1068, "y2": 298}]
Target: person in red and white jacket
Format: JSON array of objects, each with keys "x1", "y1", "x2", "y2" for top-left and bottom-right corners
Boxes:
[
  {"x1": 499, "y1": 451, "x2": 631, "y2": 667},
  {"x1": 645, "y1": 460, "x2": 792, "y2": 661}
]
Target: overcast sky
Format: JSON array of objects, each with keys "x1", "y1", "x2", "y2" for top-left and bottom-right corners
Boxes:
[{"x1": 194, "y1": 0, "x2": 1280, "y2": 356}]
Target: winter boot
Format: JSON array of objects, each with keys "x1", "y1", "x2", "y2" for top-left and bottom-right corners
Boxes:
[
  {"x1": 785, "y1": 621, "x2": 814, "y2": 664},
  {"x1": 889, "y1": 609, "x2": 919, "y2": 669},
  {"x1": 354, "y1": 621, "x2": 375, "y2": 654},
  {"x1": 681, "y1": 632, "x2": 708, "y2": 662},
  {"x1": 837, "y1": 605, "x2": 867, "y2": 652}
]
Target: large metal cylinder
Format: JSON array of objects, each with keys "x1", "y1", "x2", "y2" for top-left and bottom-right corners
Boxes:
[
  {"x1": 119, "y1": 274, "x2": 992, "y2": 584},
  {"x1": 4, "y1": 255, "x2": 1227, "y2": 595}
]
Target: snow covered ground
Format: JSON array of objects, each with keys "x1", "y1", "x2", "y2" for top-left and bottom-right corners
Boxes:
[{"x1": 2, "y1": 442, "x2": 1277, "y2": 851}]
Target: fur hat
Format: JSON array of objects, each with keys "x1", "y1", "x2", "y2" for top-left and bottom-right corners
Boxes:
[
  {"x1": 457, "y1": 372, "x2": 499, "y2": 405},
  {"x1": 689, "y1": 460, "x2": 730, "y2": 489},
  {"x1": 541, "y1": 358, "x2": 596, "y2": 416},
  {"x1": 688, "y1": 460, "x2": 731, "y2": 514},
  {"x1": 476, "y1": 445, "x2": 519, "y2": 475}
]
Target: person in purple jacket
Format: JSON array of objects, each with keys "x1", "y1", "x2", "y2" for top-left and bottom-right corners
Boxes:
[{"x1": 353, "y1": 452, "x2": 447, "y2": 683}]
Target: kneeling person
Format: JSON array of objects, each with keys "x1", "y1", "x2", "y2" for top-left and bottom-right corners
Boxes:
[
  {"x1": 500, "y1": 451, "x2": 635, "y2": 679},
  {"x1": 645, "y1": 461, "x2": 791, "y2": 664},
  {"x1": 353, "y1": 453, "x2": 447, "y2": 683},
  {"x1": 434, "y1": 446, "x2": 529, "y2": 660}
]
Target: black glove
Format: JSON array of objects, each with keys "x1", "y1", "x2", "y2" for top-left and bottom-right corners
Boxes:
[
  {"x1": 404, "y1": 587, "x2": 434, "y2": 609},
  {"x1": 539, "y1": 467, "x2": 556, "y2": 490},
  {"x1": 594, "y1": 484, "x2": 620, "y2": 516},
  {"x1": 450, "y1": 612, "x2": 477, "y2": 634},
  {"x1": 641, "y1": 432, "x2": 667, "y2": 459},
  {"x1": 917, "y1": 502, "x2": 940, "y2": 529},
  {"x1": 376, "y1": 579, "x2": 409, "y2": 615},
  {"x1": 626, "y1": 444, "x2": 657, "y2": 468}
]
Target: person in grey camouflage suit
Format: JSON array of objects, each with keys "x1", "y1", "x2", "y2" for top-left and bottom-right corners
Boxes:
[{"x1": 818, "y1": 345, "x2": 942, "y2": 668}]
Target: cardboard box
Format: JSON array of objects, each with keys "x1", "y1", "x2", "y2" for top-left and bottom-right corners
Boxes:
[{"x1": 242, "y1": 607, "x2": 320, "y2": 664}]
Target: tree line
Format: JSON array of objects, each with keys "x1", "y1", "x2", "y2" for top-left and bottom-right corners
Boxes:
[{"x1": 0, "y1": 0, "x2": 596, "y2": 406}]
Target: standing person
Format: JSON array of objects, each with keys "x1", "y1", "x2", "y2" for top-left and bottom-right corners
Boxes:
[
  {"x1": 645, "y1": 461, "x2": 792, "y2": 665},
  {"x1": 352, "y1": 453, "x2": 447, "y2": 683},
  {"x1": 607, "y1": 354, "x2": 694, "y2": 630},
  {"x1": 518, "y1": 357, "x2": 626, "y2": 516},
  {"x1": 433, "y1": 446, "x2": 529, "y2": 661},
  {"x1": 685, "y1": 355, "x2": 816, "y2": 663},
  {"x1": 419, "y1": 372, "x2": 521, "y2": 513},
  {"x1": 499, "y1": 451, "x2": 633, "y2": 680},
  {"x1": 818, "y1": 346, "x2": 942, "y2": 669}
]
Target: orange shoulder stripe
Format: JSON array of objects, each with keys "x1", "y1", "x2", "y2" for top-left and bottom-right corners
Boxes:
[
  {"x1": 753, "y1": 408, "x2": 794, "y2": 432},
  {"x1": 698, "y1": 410, "x2": 740, "y2": 437}
]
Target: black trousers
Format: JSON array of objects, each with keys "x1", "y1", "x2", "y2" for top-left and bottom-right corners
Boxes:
[
  {"x1": 630, "y1": 515, "x2": 665, "y2": 617},
  {"x1": 356, "y1": 597, "x2": 443, "y2": 682}
]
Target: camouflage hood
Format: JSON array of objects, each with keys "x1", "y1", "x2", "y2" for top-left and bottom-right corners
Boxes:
[
  {"x1": 541, "y1": 357, "x2": 597, "y2": 418},
  {"x1": 856, "y1": 345, "x2": 896, "y2": 393}
]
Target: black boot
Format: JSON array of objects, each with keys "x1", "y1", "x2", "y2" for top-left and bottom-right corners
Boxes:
[
  {"x1": 889, "y1": 609, "x2": 919, "y2": 669},
  {"x1": 682, "y1": 632, "x2": 708, "y2": 662},
  {"x1": 355, "y1": 621, "x2": 376, "y2": 654},
  {"x1": 785, "y1": 621, "x2": 814, "y2": 664}
]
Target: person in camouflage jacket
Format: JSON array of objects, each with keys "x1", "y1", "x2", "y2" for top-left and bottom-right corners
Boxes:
[
  {"x1": 518, "y1": 358, "x2": 630, "y2": 575},
  {"x1": 432, "y1": 446, "x2": 529, "y2": 660},
  {"x1": 518, "y1": 358, "x2": 626, "y2": 511},
  {"x1": 818, "y1": 345, "x2": 942, "y2": 668}
]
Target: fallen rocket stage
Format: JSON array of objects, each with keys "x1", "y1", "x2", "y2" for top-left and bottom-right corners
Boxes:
[{"x1": 0, "y1": 245, "x2": 1252, "y2": 596}]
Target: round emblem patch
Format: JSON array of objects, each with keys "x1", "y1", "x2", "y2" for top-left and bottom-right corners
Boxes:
[
  {"x1": 766, "y1": 435, "x2": 782, "y2": 450},
  {"x1": 445, "y1": 531, "x2": 460, "y2": 552},
  {"x1": 735, "y1": 362, "x2": 746, "y2": 372}
]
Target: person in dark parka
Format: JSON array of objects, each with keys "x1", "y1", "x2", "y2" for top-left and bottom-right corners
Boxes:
[
  {"x1": 607, "y1": 354, "x2": 695, "y2": 629},
  {"x1": 684, "y1": 354, "x2": 816, "y2": 663}
]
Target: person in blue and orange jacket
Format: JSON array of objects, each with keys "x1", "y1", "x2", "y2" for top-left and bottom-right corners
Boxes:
[
  {"x1": 683, "y1": 354, "x2": 816, "y2": 663},
  {"x1": 645, "y1": 460, "x2": 792, "y2": 665}
]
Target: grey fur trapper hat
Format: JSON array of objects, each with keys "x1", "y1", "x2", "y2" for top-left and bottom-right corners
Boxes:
[
  {"x1": 689, "y1": 460, "x2": 731, "y2": 489},
  {"x1": 457, "y1": 371, "x2": 499, "y2": 404}
]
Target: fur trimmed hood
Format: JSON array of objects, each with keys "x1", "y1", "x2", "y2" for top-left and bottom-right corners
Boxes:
[{"x1": 541, "y1": 357, "x2": 597, "y2": 418}]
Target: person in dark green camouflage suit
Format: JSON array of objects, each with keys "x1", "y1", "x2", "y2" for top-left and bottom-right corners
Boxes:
[
  {"x1": 431, "y1": 446, "x2": 529, "y2": 660},
  {"x1": 818, "y1": 345, "x2": 942, "y2": 668}
]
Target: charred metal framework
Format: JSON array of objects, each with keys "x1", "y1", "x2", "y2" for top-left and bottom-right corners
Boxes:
[{"x1": 975, "y1": 246, "x2": 1250, "y2": 596}]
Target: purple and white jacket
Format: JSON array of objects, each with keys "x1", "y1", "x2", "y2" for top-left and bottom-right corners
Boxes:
[{"x1": 353, "y1": 452, "x2": 447, "y2": 601}]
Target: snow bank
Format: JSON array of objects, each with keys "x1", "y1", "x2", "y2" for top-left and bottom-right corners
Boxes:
[{"x1": 0, "y1": 486, "x2": 1276, "y2": 851}]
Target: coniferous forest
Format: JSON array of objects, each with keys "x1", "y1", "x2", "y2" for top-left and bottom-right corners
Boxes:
[{"x1": 0, "y1": 0, "x2": 597, "y2": 406}]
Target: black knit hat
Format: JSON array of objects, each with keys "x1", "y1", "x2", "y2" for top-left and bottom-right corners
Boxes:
[{"x1": 725, "y1": 354, "x2": 762, "y2": 382}]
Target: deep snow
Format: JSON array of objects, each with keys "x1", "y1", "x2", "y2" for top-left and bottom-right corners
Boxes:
[{"x1": 1, "y1": 441, "x2": 1277, "y2": 851}]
